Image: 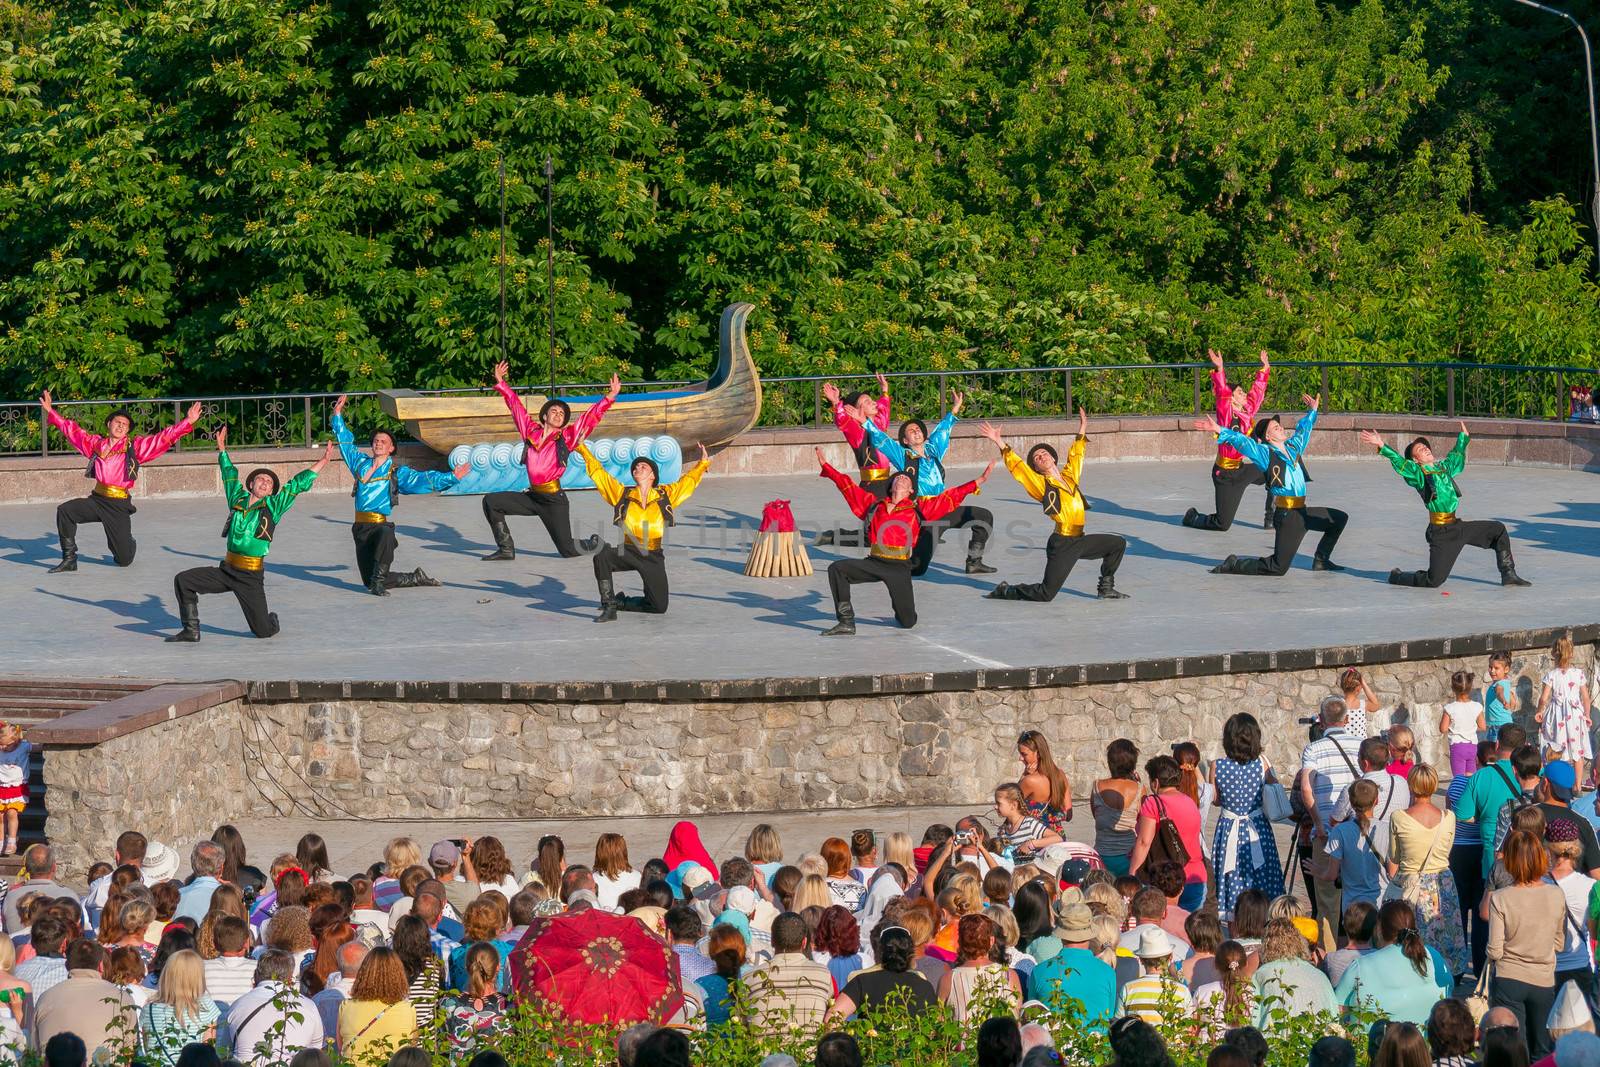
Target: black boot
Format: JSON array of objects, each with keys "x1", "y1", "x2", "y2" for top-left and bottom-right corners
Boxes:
[
  {"x1": 164, "y1": 595, "x2": 201, "y2": 643},
  {"x1": 48, "y1": 537, "x2": 77, "y2": 574},
  {"x1": 263, "y1": 611, "x2": 280, "y2": 638},
  {"x1": 595, "y1": 578, "x2": 618, "y2": 623},
  {"x1": 577, "y1": 534, "x2": 600, "y2": 553},
  {"x1": 1497, "y1": 544, "x2": 1532, "y2": 586},
  {"x1": 481, "y1": 519, "x2": 515, "y2": 561},
  {"x1": 368, "y1": 562, "x2": 391, "y2": 596},
  {"x1": 1097, "y1": 575, "x2": 1129, "y2": 600},
  {"x1": 1311, "y1": 557, "x2": 1345, "y2": 572},
  {"x1": 965, "y1": 553, "x2": 996, "y2": 575},
  {"x1": 821, "y1": 602, "x2": 856, "y2": 636},
  {"x1": 1182, "y1": 508, "x2": 1207, "y2": 529},
  {"x1": 1211, "y1": 554, "x2": 1239, "y2": 574},
  {"x1": 815, "y1": 529, "x2": 836, "y2": 546},
  {"x1": 408, "y1": 568, "x2": 441, "y2": 587},
  {"x1": 987, "y1": 582, "x2": 1022, "y2": 600},
  {"x1": 616, "y1": 594, "x2": 651, "y2": 612},
  {"x1": 1388, "y1": 568, "x2": 1425, "y2": 587}
]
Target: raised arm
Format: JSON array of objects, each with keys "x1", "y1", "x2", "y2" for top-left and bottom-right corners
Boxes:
[
  {"x1": 217, "y1": 438, "x2": 246, "y2": 508},
  {"x1": 329, "y1": 399, "x2": 371, "y2": 478},
  {"x1": 131, "y1": 400, "x2": 202, "y2": 463},
  {"x1": 1244, "y1": 351, "x2": 1271, "y2": 413},
  {"x1": 1442, "y1": 427, "x2": 1469, "y2": 476},
  {"x1": 925, "y1": 407, "x2": 959, "y2": 458},
  {"x1": 1063, "y1": 408, "x2": 1088, "y2": 483},
  {"x1": 665, "y1": 445, "x2": 711, "y2": 507},
  {"x1": 1207, "y1": 350, "x2": 1232, "y2": 416},
  {"x1": 918, "y1": 463, "x2": 995, "y2": 522},
  {"x1": 874, "y1": 373, "x2": 891, "y2": 430},
  {"x1": 492, "y1": 361, "x2": 535, "y2": 439},
  {"x1": 567, "y1": 374, "x2": 623, "y2": 445},
  {"x1": 266, "y1": 442, "x2": 334, "y2": 519},
  {"x1": 817, "y1": 449, "x2": 876, "y2": 519},
  {"x1": 41, "y1": 391, "x2": 102, "y2": 459},
  {"x1": 578, "y1": 444, "x2": 625, "y2": 507},
  {"x1": 1285, "y1": 396, "x2": 1319, "y2": 459}
]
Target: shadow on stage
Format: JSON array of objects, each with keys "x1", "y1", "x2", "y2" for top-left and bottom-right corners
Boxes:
[
  {"x1": 35, "y1": 587, "x2": 254, "y2": 639},
  {"x1": 474, "y1": 576, "x2": 590, "y2": 620},
  {"x1": 0, "y1": 532, "x2": 65, "y2": 568}
]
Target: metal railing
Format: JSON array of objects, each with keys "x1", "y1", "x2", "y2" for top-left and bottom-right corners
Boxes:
[{"x1": 2, "y1": 361, "x2": 1595, "y2": 456}]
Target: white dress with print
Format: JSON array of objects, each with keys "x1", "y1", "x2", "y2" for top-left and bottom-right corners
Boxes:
[{"x1": 1541, "y1": 667, "x2": 1593, "y2": 760}]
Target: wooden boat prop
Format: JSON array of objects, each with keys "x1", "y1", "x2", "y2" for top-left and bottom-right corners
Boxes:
[{"x1": 380, "y1": 302, "x2": 762, "y2": 455}]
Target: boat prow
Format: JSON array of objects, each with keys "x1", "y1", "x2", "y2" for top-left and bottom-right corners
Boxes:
[{"x1": 380, "y1": 302, "x2": 762, "y2": 455}]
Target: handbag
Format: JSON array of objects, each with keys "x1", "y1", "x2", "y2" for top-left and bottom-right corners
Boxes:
[
  {"x1": 1464, "y1": 964, "x2": 1493, "y2": 1025},
  {"x1": 1145, "y1": 793, "x2": 1191, "y2": 869},
  {"x1": 1261, "y1": 760, "x2": 1294, "y2": 824}
]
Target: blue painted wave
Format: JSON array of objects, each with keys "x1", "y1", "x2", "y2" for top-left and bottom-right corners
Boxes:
[{"x1": 441, "y1": 436, "x2": 684, "y2": 495}]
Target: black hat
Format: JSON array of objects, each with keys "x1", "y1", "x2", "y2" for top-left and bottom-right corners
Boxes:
[
  {"x1": 1027, "y1": 442, "x2": 1057, "y2": 467},
  {"x1": 1404, "y1": 436, "x2": 1431, "y2": 461},
  {"x1": 538, "y1": 398, "x2": 571, "y2": 424},
  {"x1": 106, "y1": 408, "x2": 134, "y2": 430},
  {"x1": 888, "y1": 469, "x2": 915, "y2": 493},
  {"x1": 244, "y1": 468, "x2": 280, "y2": 496},
  {"x1": 897, "y1": 419, "x2": 929, "y2": 446},
  {"x1": 1250, "y1": 415, "x2": 1278, "y2": 442},
  {"x1": 370, "y1": 429, "x2": 397, "y2": 449},
  {"x1": 841, "y1": 391, "x2": 868, "y2": 409},
  {"x1": 630, "y1": 455, "x2": 660, "y2": 483}
]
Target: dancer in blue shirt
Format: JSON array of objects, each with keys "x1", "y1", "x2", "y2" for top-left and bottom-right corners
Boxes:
[
  {"x1": 332, "y1": 396, "x2": 468, "y2": 595},
  {"x1": 1194, "y1": 393, "x2": 1348, "y2": 576},
  {"x1": 851, "y1": 390, "x2": 995, "y2": 575}
]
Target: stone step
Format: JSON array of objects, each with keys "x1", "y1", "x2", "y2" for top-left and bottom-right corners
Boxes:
[
  {"x1": 0, "y1": 686, "x2": 151, "y2": 703},
  {"x1": 0, "y1": 698, "x2": 96, "y2": 718}
]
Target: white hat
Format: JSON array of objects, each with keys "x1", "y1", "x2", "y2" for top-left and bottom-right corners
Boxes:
[
  {"x1": 726, "y1": 886, "x2": 758, "y2": 913},
  {"x1": 681, "y1": 865, "x2": 713, "y2": 892},
  {"x1": 141, "y1": 841, "x2": 180, "y2": 883},
  {"x1": 1550, "y1": 981, "x2": 1596, "y2": 1033},
  {"x1": 1133, "y1": 927, "x2": 1173, "y2": 959}
]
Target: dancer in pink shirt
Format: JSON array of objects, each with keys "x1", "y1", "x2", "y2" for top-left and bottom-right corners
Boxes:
[
  {"x1": 480, "y1": 360, "x2": 621, "y2": 561},
  {"x1": 1183, "y1": 349, "x2": 1271, "y2": 532},
  {"x1": 816, "y1": 374, "x2": 892, "y2": 546},
  {"x1": 39, "y1": 391, "x2": 202, "y2": 572}
]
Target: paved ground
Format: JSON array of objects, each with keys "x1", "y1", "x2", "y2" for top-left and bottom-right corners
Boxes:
[{"x1": 3, "y1": 458, "x2": 1598, "y2": 682}]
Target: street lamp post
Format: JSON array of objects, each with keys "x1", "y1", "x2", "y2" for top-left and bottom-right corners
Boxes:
[{"x1": 1512, "y1": 0, "x2": 1600, "y2": 256}]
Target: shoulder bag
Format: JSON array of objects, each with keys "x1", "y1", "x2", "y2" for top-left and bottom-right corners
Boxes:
[
  {"x1": 1261, "y1": 759, "x2": 1295, "y2": 824},
  {"x1": 1144, "y1": 793, "x2": 1191, "y2": 869}
]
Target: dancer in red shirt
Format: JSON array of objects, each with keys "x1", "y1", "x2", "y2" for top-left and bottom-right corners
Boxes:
[
  {"x1": 815, "y1": 450, "x2": 993, "y2": 636},
  {"x1": 1183, "y1": 349, "x2": 1271, "y2": 531}
]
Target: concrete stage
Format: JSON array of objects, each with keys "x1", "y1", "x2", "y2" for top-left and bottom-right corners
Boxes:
[{"x1": 2, "y1": 457, "x2": 1598, "y2": 684}]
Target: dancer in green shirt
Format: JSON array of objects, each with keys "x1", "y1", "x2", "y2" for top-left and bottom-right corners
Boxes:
[
  {"x1": 1357, "y1": 424, "x2": 1531, "y2": 588},
  {"x1": 165, "y1": 426, "x2": 334, "y2": 642}
]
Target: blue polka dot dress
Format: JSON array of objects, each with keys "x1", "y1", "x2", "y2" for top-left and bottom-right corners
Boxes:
[{"x1": 1211, "y1": 757, "x2": 1284, "y2": 917}]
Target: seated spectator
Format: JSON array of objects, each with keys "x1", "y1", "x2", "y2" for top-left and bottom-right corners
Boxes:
[
  {"x1": 1181, "y1": 909, "x2": 1224, "y2": 988},
  {"x1": 15, "y1": 912, "x2": 71, "y2": 998},
  {"x1": 1429, "y1": 999, "x2": 1480, "y2": 1067},
  {"x1": 312, "y1": 940, "x2": 367, "y2": 1041},
  {"x1": 1321, "y1": 901, "x2": 1377, "y2": 987},
  {"x1": 4, "y1": 846, "x2": 79, "y2": 934},
  {"x1": 977, "y1": 1018, "x2": 1022, "y2": 1067},
  {"x1": 175, "y1": 842, "x2": 228, "y2": 923},
  {"x1": 745, "y1": 912, "x2": 836, "y2": 1033},
  {"x1": 814, "y1": 1033, "x2": 862, "y2": 1067},
  {"x1": 30, "y1": 938, "x2": 134, "y2": 1061},
  {"x1": 696, "y1": 924, "x2": 745, "y2": 1029},
  {"x1": 820, "y1": 839, "x2": 866, "y2": 911},
  {"x1": 825, "y1": 926, "x2": 936, "y2": 1022},
  {"x1": 1311, "y1": 1036, "x2": 1357, "y2": 1067},
  {"x1": 1119, "y1": 887, "x2": 1192, "y2": 964},
  {"x1": 1251, "y1": 917, "x2": 1337, "y2": 1030},
  {"x1": 939, "y1": 914, "x2": 1021, "y2": 1022},
  {"x1": 1194, "y1": 940, "x2": 1253, "y2": 1036},
  {"x1": 107, "y1": 945, "x2": 152, "y2": 1008},
  {"x1": 593, "y1": 833, "x2": 643, "y2": 914},
  {"x1": 337, "y1": 946, "x2": 418, "y2": 1062},
  {"x1": 1335, "y1": 901, "x2": 1443, "y2": 1025},
  {"x1": 635, "y1": 1026, "x2": 693, "y2": 1067},
  {"x1": 813, "y1": 905, "x2": 869, "y2": 988},
  {"x1": 1375, "y1": 1022, "x2": 1430, "y2": 1067},
  {"x1": 0, "y1": 932, "x2": 29, "y2": 1031},
  {"x1": 1027, "y1": 902, "x2": 1114, "y2": 1031},
  {"x1": 138, "y1": 949, "x2": 219, "y2": 1059},
  {"x1": 43, "y1": 1033, "x2": 86, "y2": 1067},
  {"x1": 440, "y1": 942, "x2": 511, "y2": 1058},
  {"x1": 391, "y1": 916, "x2": 442, "y2": 1029},
  {"x1": 1108, "y1": 1016, "x2": 1177, "y2": 1067},
  {"x1": 226, "y1": 949, "x2": 323, "y2": 1065},
  {"x1": 201, "y1": 915, "x2": 256, "y2": 1008},
  {"x1": 447, "y1": 899, "x2": 512, "y2": 994},
  {"x1": 1116, "y1": 927, "x2": 1193, "y2": 1024}
]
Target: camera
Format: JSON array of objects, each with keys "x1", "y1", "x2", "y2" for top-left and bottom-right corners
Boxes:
[{"x1": 1297, "y1": 715, "x2": 1326, "y2": 743}]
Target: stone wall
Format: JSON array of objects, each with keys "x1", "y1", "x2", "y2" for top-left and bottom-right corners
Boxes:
[{"x1": 41, "y1": 639, "x2": 1592, "y2": 875}]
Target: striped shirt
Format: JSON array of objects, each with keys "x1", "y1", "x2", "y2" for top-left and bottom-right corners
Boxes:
[
  {"x1": 1115, "y1": 973, "x2": 1193, "y2": 1024},
  {"x1": 1299, "y1": 728, "x2": 1363, "y2": 835},
  {"x1": 1446, "y1": 775, "x2": 1479, "y2": 846},
  {"x1": 202, "y1": 956, "x2": 258, "y2": 1008}
]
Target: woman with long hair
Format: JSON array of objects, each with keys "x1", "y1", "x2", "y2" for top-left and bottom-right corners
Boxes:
[
  {"x1": 695, "y1": 924, "x2": 746, "y2": 1029},
  {"x1": 820, "y1": 838, "x2": 866, "y2": 911},
  {"x1": 937, "y1": 914, "x2": 1021, "y2": 1022},
  {"x1": 1193, "y1": 940, "x2": 1252, "y2": 1037},
  {"x1": 591, "y1": 833, "x2": 641, "y2": 914},
  {"x1": 137, "y1": 949, "x2": 220, "y2": 1059},
  {"x1": 1211, "y1": 713, "x2": 1284, "y2": 920},
  {"x1": 1486, "y1": 829, "x2": 1567, "y2": 1056},
  {"x1": 1011, "y1": 881, "x2": 1054, "y2": 960},
  {"x1": 1250, "y1": 917, "x2": 1337, "y2": 1024},
  {"x1": 210, "y1": 825, "x2": 266, "y2": 900},
  {"x1": 448, "y1": 899, "x2": 512, "y2": 994},
  {"x1": 1091, "y1": 738, "x2": 1142, "y2": 877},
  {"x1": 791, "y1": 873, "x2": 832, "y2": 914},
  {"x1": 883, "y1": 832, "x2": 915, "y2": 877},
  {"x1": 1334, "y1": 900, "x2": 1441, "y2": 1025},
  {"x1": 1128, "y1": 755, "x2": 1208, "y2": 911},
  {"x1": 1374, "y1": 1022, "x2": 1432, "y2": 1067},
  {"x1": 391, "y1": 914, "x2": 443, "y2": 1029},
  {"x1": 1386, "y1": 764, "x2": 1467, "y2": 976},
  {"x1": 455, "y1": 836, "x2": 517, "y2": 900},
  {"x1": 744, "y1": 824, "x2": 784, "y2": 887},
  {"x1": 771, "y1": 866, "x2": 803, "y2": 912},
  {"x1": 1018, "y1": 729, "x2": 1073, "y2": 833},
  {"x1": 303, "y1": 905, "x2": 355, "y2": 996},
  {"x1": 439, "y1": 941, "x2": 510, "y2": 1057},
  {"x1": 529, "y1": 835, "x2": 566, "y2": 895},
  {"x1": 337, "y1": 946, "x2": 418, "y2": 1062},
  {"x1": 250, "y1": 855, "x2": 311, "y2": 927},
  {"x1": 296, "y1": 833, "x2": 333, "y2": 884},
  {"x1": 195, "y1": 884, "x2": 249, "y2": 960},
  {"x1": 1339, "y1": 668, "x2": 1378, "y2": 738}
]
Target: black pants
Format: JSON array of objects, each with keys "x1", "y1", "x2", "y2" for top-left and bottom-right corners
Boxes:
[
  {"x1": 1193, "y1": 464, "x2": 1267, "y2": 531},
  {"x1": 828, "y1": 556, "x2": 917, "y2": 627},
  {"x1": 1490, "y1": 976, "x2": 1556, "y2": 1057},
  {"x1": 593, "y1": 543, "x2": 669, "y2": 612},
  {"x1": 1449, "y1": 842, "x2": 1488, "y2": 976},
  {"x1": 174, "y1": 563, "x2": 279, "y2": 637},
  {"x1": 1009, "y1": 533, "x2": 1126, "y2": 601},
  {"x1": 910, "y1": 504, "x2": 993, "y2": 576},
  {"x1": 58, "y1": 494, "x2": 137, "y2": 565},
  {"x1": 351, "y1": 521, "x2": 398, "y2": 586},
  {"x1": 1216, "y1": 505, "x2": 1347, "y2": 575},
  {"x1": 483, "y1": 488, "x2": 580, "y2": 556},
  {"x1": 1388, "y1": 519, "x2": 1511, "y2": 587}
]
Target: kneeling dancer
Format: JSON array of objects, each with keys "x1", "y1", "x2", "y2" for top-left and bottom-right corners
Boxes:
[
  {"x1": 481, "y1": 359, "x2": 619, "y2": 560},
  {"x1": 817, "y1": 448, "x2": 993, "y2": 635},
  {"x1": 855, "y1": 389, "x2": 995, "y2": 575},
  {"x1": 1196, "y1": 393, "x2": 1347, "y2": 576},
  {"x1": 39, "y1": 391, "x2": 203, "y2": 571},
  {"x1": 581, "y1": 442, "x2": 710, "y2": 622},
  {"x1": 979, "y1": 408, "x2": 1129, "y2": 601},
  {"x1": 332, "y1": 395, "x2": 469, "y2": 595},
  {"x1": 165, "y1": 427, "x2": 333, "y2": 641},
  {"x1": 1183, "y1": 348, "x2": 1271, "y2": 531},
  {"x1": 1357, "y1": 423, "x2": 1531, "y2": 588}
]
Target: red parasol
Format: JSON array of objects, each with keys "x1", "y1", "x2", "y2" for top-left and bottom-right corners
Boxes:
[{"x1": 509, "y1": 909, "x2": 684, "y2": 1025}]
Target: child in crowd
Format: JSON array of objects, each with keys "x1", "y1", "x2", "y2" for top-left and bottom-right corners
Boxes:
[
  {"x1": 0, "y1": 723, "x2": 31, "y2": 857},
  {"x1": 1485, "y1": 653, "x2": 1519, "y2": 743},
  {"x1": 1440, "y1": 671, "x2": 1486, "y2": 779},
  {"x1": 1385, "y1": 725, "x2": 1415, "y2": 778},
  {"x1": 1538, "y1": 633, "x2": 1592, "y2": 789},
  {"x1": 1339, "y1": 669, "x2": 1378, "y2": 738}
]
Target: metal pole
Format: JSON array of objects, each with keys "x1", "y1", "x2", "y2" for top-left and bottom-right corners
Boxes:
[
  {"x1": 1512, "y1": 0, "x2": 1600, "y2": 262},
  {"x1": 497, "y1": 157, "x2": 507, "y2": 367},
  {"x1": 544, "y1": 155, "x2": 556, "y2": 393}
]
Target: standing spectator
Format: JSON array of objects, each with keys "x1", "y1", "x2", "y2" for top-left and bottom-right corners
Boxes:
[
  {"x1": 3, "y1": 846, "x2": 79, "y2": 933},
  {"x1": 1487, "y1": 830, "x2": 1567, "y2": 1056},
  {"x1": 312, "y1": 941, "x2": 367, "y2": 1041},
  {"x1": 1211, "y1": 713, "x2": 1285, "y2": 919},
  {"x1": 1536, "y1": 762, "x2": 1600, "y2": 877},
  {"x1": 1457, "y1": 726, "x2": 1532, "y2": 883},
  {"x1": 1543, "y1": 819, "x2": 1595, "y2": 1002},
  {"x1": 1334, "y1": 901, "x2": 1442, "y2": 1024},
  {"x1": 1115, "y1": 927, "x2": 1193, "y2": 1024},
  {"x1": 1321, "y1": 779, "x2": 1387, "y2": 909},
  {"x1": 746, "y1": 912, "x2": 834, "y2": 1033},
  {"x1": 30, "y1": 939, "x2": 134, "y2": 1060},
  {"x1": 1485, "y1": 653, "x2": 1520, "y2": 743},
  {"x1": 1538, "y1": 634, "x2": 1592, "y2": 789},
  {"x1": 1331, "y1": 737, "x2": 1411, "y2": 854},
  {"x1": 440, "y1": 942, "x2": 510, "y2": 1058},
  {"x1": 1387, "y1": 726, "x2": 1417, "y2": 779},
  {"x1": 1338, "y1": 669, "x2": 1380, "y2": 738},
  {"x1": 992, "y1": 783, "x2": 1064, "y2": 859},
  {"x1": 1441, "y1": 672, "x2": 1487, "y2": 779},
  {"x1": 1251, "y1": 918, "x2": 1337, "y2": 1030},
  {"x1": 1092, "y1": 739, "x2": 1143, "y2": 877},
  {"x1": 200, "y1": 915, "x2": 256, "y2": 1008},
  {"x1": 137, "y1": 950, "x2": 220, "y2": 1059},
  {"x1": 225, "y1": 949, "x2": 324, "y2": 1065},
  {"x1": 1129, "y1": 755, "x2": 1207, "y2": 910},
  {"x1": 1018, "y1": 729, "x2": 1074, "y2": 833},
  {"x1": 939, "y1": 914, "x2": 1021, "y2": 1022},
  {"x1": 1388, "y1": 764, "x2": 1468, "y2": 975},
  {"x1": 174, "y1": 842, "x2": 227, "y2": 924},
  {"x1": 592, "y1": 834, "x2": 641, "y2": 914},
  {"x1": 337, "y1": 947, "x2": 418, "y2": 1062},
  {"x1": 1299, "y1": 697, "x2": 1364, "y2": 922},
  {"x1": 1448, "y1": 740, "x2": 1498, "y2": 978},
  {"x1": 15, "y1": 912, "x2": 71, "y2": 998}
]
